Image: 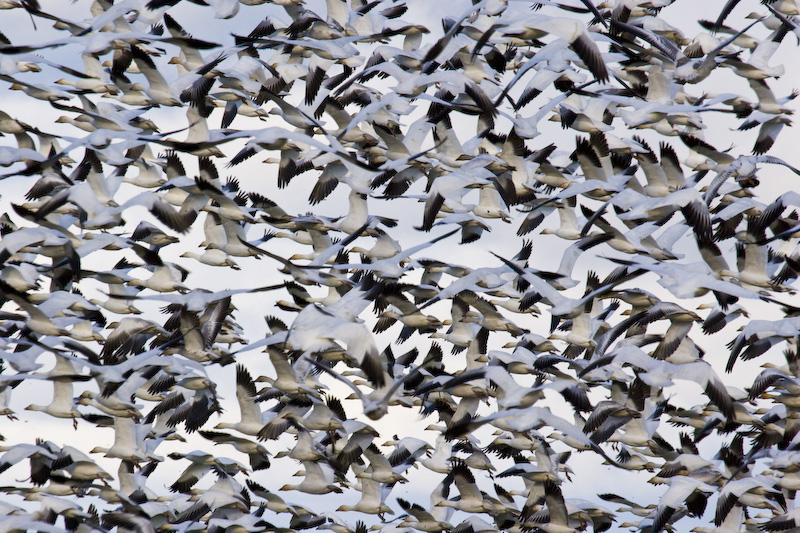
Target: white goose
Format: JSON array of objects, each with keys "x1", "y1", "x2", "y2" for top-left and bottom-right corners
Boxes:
[
  {"x1": 214, "y1": 364, "x2": 264, "y2": 436},
  {"x1": 280, "y1": 460, "x2": 343, "y2": 495}
]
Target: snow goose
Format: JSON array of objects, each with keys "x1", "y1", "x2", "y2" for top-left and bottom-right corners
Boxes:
[
  {"x1": 25, "y1": 374, "x2": 82, "y2": 425},
  {"x1": 548, "y1": 306, "x2": 607, "y2": 355},
  {"x1": 539, "y1": 199, "x2": 583, "y2": 240},
  {"x1": 3, "y1": 225, "x2": 56, "y2": 263},
  {"x1": 75, "y1": 389, "x2": 141, "y2": 419},
  {"x1": 3, "y1": 75, "x2": 72, "y2": 102},
  {"x1": 583, "y1": 345, "x2": 735, "y2": 419},
  {"x1": 258, "y1": 395, "x2": 317, "y2": 441},
  {"x1": 374, "y1": 288, "x2": 444, "y2": 342},
  {"x1": 101, "y1": 512, "x2": 159, "y2": 533},
  {"x1": 458, "y1": 403, "x2": 622, "y2": 466},
  {"x1": 331, "y1": 228, "x2": 459, "y2": 280},
  {"x1": 174, "y1": 475, "x2": 249, "y2": 523},
  {"x1": 649, "y1": 475, "x2": 719, "y2": 533},
  {"x1": 714, "y1": 476, "x2": 783, "y2": 527},
  {"x1": 430, "y1": 298, "x2": 482, "y2": 353},
  {"x1": 453, "y1": 290, "x2": 526, "y2": 337},
  {"x1": 131, "y1": 220, "x2": 179, "y2": 247},
  {"x1": 289, "y1": 222, "x2": 370, "y2": 270},
  {"x1": 280, "y1": 460, "x2": 343, "y2": 494},
  {"x1": 629, "y1": 302, "x2": 703, "y2": 361},
  {"x1": 0, "y1": 442, "x2": 59, "y2": 485},
  {"x1": 213, "y1": 365, "x2": 264, "y2": 436},
  {"x1": 166, "y1": 450, "x2": 228, "y2": 493},
  {"x1": 308, "y1": 357, "x2": 422, "y2": 421},
  {"x1": 555, "y1": 93, "x2": 615, "y2": 134},
  {"x1": 179, "y1": 248, "x2": 241, "y2": 269},
  {"x1": 397, "y1": 497, "x2": 452, "y2": 532},
  {"x1": 491, "y1": 251, "x2": 642, "y2": 318},
  {"x1": 421, "y1": 158, "x2": 496, "y2": 231},
  {"x1": 160, "y1": 12, "x2": 208, "y2": 71},
  {"x1": 422, "y1": 435, "x2": 455, "y2": 474},
  {"x1": 582, "y1": 400, "x2": 643, "y2": 445},
  {"x1": 165, "y1": 299, "x2": 235, "y2": 363},
  {"x1": 246, "y1": 479, "x2": 301, "y2": 515},
  {"x1": 338, "y1": 474, "x2": 394, "y2": 517},
  {"x1": 256, "y1": 347, "x2": 323, "y2": 398},
  {"x1": 747, "y1": 113, "x2": 792, "y2": 156},
  {"x1": 471, "y1": 183, "x2": 511, "y2": 222},
  {"x1": 488, "y1": 13, "x2": 609, "y2": 83},
  {"x1": 757, "y1": 505, "x2": 800, "y2": 532},
  {"x1": 224, "y1": 120, "x2": 378, "y2": 173},
  {"x1": 89, "y1": 277, "x2": 143, "y2": 315},
  {"x1": 236, "y1": 236, "x2": 352, "y2": 287},
  {"x1": 204, "y1": 212, "x2": 263, "y2": 258},
  {"x1": 50, "y1": 446, "x2": 114, "y2": 482},
  {"x1": 526, "y1": 479, "x2": 575, "y2": 533},
  {"x1": 384, "y1": 436, "x2": 432, "y2": 472},
  {"x1": 21, "y1": 492, "x2": 93, "y2": 528},
  {"x1": 281, "y1": 416, "x2": 328, "y2": 462},
  {"x1": 142, "y1": 370, "x2": 220, "y2": 431},
  {"x1": 349, "y1": 227, "x2": 402, "y2": 260},
  {"x1": 698, "y1": 302, "x2": 748, "y2": 335},
  {"x1": 671, "y1": 18, "x2": 763, "y2": 84},
  {"x1": 89, "y1": 415, "x2": 149, "y2": 462},
  {"x1": 199, "y1": 430, "x2": 270, "y2": 471},
  {"x1": 435, "y1": 459, "x2": 499, "y2": 515},
  {"x1": 719, "y1": 239, "x2": 775, "y2": 290},
  {"x1": 194, "y1": 176, "x2": 256, "y2": 224},
  {"x1": 609, "y1": 254, "x2": 761, "y2": 303},
  {"x1": 0, "y1": 284, "x2": 70, "y2": 337},
  {"x1": 702, "y1": 154, "x2": 800, "y2": 206},
  {"x1": 722, "y1": 22, "x2": 790, "y2": 80},
  {"x1": 100, "y1": 317, "x2": 167, "y2": 364},
  {"x1": 130, "y1": 45, "x2": 181, "y2": 106},
  {"x1": 736, "y1": 79, "x2": 796, "y2": 150},
  {"x1": 127, "y1": 261, "x2": 190, "y2": 293},
  {"x1": 539, "y1": 233, "x2": 615, "y2": 289}
]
